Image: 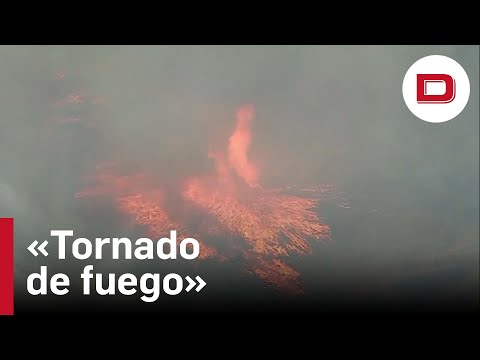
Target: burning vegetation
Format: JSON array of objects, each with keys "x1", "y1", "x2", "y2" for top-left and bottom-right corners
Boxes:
[
  {"x1": 49, "y1": 64, "x2": 340, "y2": 294},
  {"x1": 75, "y1": 103, "x2": 334, "y2": 293}
]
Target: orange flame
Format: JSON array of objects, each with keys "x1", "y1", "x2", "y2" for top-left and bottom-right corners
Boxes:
[
  {"x1": 181, "y1": 104, "x2": 330, "y2": 292},
  {"x1": 228, "y1": 104, "x2": 259, "y2": 187},
  {"x1": 76, "y1": 104, "x2": 337, "y2": 293},
  {"x1": 75, "y1": 167, "x2": 218, "y2": 260}
]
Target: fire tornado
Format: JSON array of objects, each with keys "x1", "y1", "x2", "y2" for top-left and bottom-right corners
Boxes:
[{"x1": 76, "y1": 103, "x2": 333, "y2": 293}]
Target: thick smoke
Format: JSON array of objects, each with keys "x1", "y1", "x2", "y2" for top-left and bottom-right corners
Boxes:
[{"x1": 1, "y1": 46, "x2": 478, "y2": 305}]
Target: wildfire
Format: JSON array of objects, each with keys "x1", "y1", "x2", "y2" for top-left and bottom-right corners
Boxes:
[
  {"x1": 76, "y1": 104, "x2": 335, "y2": 293},
  {"x1": 181, "y1": 104, "x2": 330, "y2": 293}
]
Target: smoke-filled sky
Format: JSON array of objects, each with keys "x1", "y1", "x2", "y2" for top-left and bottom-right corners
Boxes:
[{"x1": 0, "y1": 45, "x2": 478, "y2": 307}]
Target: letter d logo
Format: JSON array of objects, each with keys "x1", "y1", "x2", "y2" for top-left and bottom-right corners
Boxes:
[
  {"x1": 417, "y1": 74, "x2": 455, "y2": 104},
  {"x1": 403, "y1": 55, "x2": 470, "y2": 123}
]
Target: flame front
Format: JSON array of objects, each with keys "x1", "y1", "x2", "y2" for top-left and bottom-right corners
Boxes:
[
  {"x1": 76, "y1": 104, "x2": 335, "y2": 293},
  {"x1": 182, "y1": 104, "x2": 330, "y2": 293}
]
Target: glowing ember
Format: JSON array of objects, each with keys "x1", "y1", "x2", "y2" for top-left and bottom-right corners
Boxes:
[
  {"x1": 248, "y1": 257, "x2": 302, "y2": 294},
  {"x1": 76, "y1": 104, "x2": 335, "y2": 293},
  {"x1": 75, "y1": 169, "x2": 217, "y2": 260},
  {"x1": 182, "y1": 179, "x2": 330, "y2": 257},
  {"x1": 46, "y1": 72, "x2": 104, "y2": 129}
]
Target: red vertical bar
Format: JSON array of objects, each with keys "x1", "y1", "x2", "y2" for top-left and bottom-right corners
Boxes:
[{"x1": 0, "y1": 218, "x2": 14, "y2": 315}]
